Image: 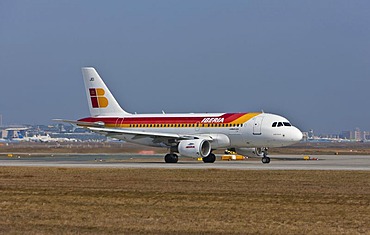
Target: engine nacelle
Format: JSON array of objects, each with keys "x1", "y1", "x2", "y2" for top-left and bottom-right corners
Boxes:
[
  {"x1": 235, "y1": 147, "x2": 264, "y2": 157},
  {"x1": 178, "y1": 139, "x2": 211, "y2": 158}
]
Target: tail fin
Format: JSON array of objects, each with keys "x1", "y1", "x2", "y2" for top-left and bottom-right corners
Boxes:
[{"x1": 81, "y1": 67, "x2": 131, "y2": 117}]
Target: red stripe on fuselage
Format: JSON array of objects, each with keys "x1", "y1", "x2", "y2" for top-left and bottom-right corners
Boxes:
[{"x1": 78, "y1": 113, "x2": 248, "y2": 125}]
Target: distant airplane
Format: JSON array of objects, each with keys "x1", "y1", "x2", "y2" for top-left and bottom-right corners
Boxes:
[
  {"x1": 25, "y1": 134, "x2": 77, "y2": 143},
  {"x1": 56, "y1": 67, "x2": 302, "y2": 163},
  {"x1": 4, "y1": 129, "x2": 77, "y2": 143}
]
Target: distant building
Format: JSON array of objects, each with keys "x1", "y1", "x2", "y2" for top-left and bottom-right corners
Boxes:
[
  {"x1": 364, "y1": 131, "x2": 370, "y2": 141},
  {"x1": 308, "y1": 129, "x2": 314, "y2": 139},
  {"x1": 340, "y1": 131, "x2": 351, "y2": 140},
  {"x1": 302, "y1": 132, "x2": 308, "y2": 141},
  {"x1": 340, "y1": 128, "x2": 364, "y2": 141},
  {"x1": 354, "y1": 128, "x2": 362, "y2": 141},
  {"x1": 1, "y1": 130, "x2": 7, "y2": 139}
]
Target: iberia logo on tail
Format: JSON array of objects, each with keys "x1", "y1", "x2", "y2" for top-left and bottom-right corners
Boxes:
[{"x1": 89, "y1": 88, "x2": 108, "y2": 108}]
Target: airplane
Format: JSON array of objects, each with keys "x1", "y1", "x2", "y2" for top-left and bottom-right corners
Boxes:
[{"x1": 56, "y1": 67, "x2": 303, "y2": 164}]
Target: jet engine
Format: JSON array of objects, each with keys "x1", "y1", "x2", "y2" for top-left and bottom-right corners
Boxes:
[
  {"x1": 234, "y1": 147, "x2": 264, "y2": 157},
  {"x1": 178, "y1": 139, "x2": 211, "y2": 158}
]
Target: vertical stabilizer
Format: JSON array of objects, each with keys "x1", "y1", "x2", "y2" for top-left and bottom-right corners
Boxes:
[{"x1": 81, "y1": 67, "x2": 131, "y2": 117}]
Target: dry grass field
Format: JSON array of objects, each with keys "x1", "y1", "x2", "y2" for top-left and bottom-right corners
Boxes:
[{"x1": 0, "y1": 167, "x2": 369, "y2": 234}]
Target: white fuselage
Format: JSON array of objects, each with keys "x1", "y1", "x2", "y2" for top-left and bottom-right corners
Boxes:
[{"x1": 80, "y1": 112, "x2": 302, "y2": 149}]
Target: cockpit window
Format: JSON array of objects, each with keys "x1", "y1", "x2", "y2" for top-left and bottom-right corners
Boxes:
[{"x1": 272, "y1": 121, "x2": 292, "y2": 127}]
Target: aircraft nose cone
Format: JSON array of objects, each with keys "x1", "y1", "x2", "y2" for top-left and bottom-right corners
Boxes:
[{"x1": 292, "y1": 127, "x2": 303, "y2": 142}]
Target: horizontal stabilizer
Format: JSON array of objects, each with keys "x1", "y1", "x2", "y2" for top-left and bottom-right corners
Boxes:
[{"x1": 53, "y1": 119, "x2": 105, "y2": 127}]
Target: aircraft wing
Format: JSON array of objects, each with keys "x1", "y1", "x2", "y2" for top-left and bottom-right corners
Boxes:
[
  {"x1": 55, "y1": 119, "x2": 217, "y2": 146},
  {"x1": 87, "y1": 127, "x2": 199, "y2": 146},
  {"x1": 88, "y1": 127, "x2": 182, "y2": 138}
]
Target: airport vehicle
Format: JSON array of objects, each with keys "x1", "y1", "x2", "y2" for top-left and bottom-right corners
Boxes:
[{"x1": 57, "y1": 67, "x2": 302, "y2": 164}]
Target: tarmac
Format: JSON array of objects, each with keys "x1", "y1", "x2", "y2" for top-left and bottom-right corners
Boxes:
[{"x1": 0, "y1": 154, "x2": 369, "y2": 170}]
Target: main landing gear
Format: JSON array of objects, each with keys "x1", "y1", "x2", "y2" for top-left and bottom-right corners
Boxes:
[
  {"x1": 164, "y1": 153, "x2": 178, "y2": 163},
  {"x1": 202, "y1": 153, "x2": 216, "y2": 163},
  {"x1": 164, "y1": 153, "x2": 216, "y2": 163},
  {"x1": 261, "y1": 148, "x2": 270, "y2": 164}
]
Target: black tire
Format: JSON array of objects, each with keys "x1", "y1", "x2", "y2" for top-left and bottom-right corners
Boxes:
[
  {"x1": 165, "y1": 154, "x2": 178, "y2": 163},
  {"x1": 203, "y1": 153, "x2": 216, "y2": 163},
  {"x1": 261, "y1": 157, "x2": 270, "y2": 164}
]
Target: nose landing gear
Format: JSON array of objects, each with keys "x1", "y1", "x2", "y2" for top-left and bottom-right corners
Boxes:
[{"x1": 261, "y1": 148, "x2": 270, "y2": 164}]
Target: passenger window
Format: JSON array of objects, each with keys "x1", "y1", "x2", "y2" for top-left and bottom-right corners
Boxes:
[
  {"x1": 278, "y1": 122, "x2": 283, "y2": 127},
  {"x1": 272, "y1": 122, "x2": 277, "y2": 127}
]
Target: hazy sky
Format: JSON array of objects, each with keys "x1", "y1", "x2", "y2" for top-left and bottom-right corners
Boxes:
[{"x1": 1, "y1": 1, "x2": 369, "y2": 133}]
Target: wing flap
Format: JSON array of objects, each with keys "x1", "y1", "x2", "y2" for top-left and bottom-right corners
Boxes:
[{"x1": 88, "y1": 127, "x2": 182, "y2": 139}]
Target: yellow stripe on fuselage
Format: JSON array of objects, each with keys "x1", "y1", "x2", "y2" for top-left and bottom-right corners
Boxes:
[{"x1": 229, "y1": 112, "x2": 261, "y2": 124}]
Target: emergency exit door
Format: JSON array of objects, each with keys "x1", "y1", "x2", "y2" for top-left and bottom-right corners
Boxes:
[{"x1": 253, "y1": 116, "x2": 264, "y2": 135}]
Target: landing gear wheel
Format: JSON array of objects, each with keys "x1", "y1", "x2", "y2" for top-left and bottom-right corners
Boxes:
[
  {"x1": 165, "y1": 154, "x2": 178, "y2": 163},
  {"x1": 261, "y1": 156, "x2": 270, "y2": 164},
  {"x1": 203, "y1": 153, "x2": 216, "y2": 163}
]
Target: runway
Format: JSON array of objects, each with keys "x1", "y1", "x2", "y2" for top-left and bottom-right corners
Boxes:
[{"x1": 0, "y1": 154, "x2": 369, "y2": 170}]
